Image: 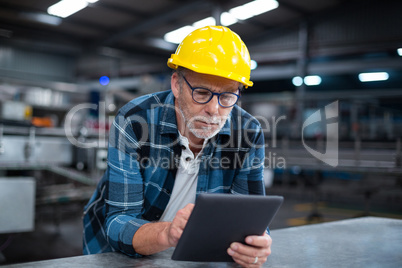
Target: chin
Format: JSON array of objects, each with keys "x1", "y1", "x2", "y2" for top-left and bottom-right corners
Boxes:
[{"x1": 190, "y1": 128, "x2": 220, "y2": 140}]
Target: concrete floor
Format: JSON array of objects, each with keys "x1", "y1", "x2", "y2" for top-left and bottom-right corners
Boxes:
[{"x1": 1, "y1": 187, "x2": 401, "y2": 266}]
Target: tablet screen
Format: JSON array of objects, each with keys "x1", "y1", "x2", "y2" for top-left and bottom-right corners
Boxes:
[{"x1": 171, "y1": 193, "x2": 284, "y2": 262}]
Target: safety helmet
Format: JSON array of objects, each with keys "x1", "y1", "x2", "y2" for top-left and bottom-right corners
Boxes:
[{"x1": 167, "y1": 26, "x2": 253, "y2": 88}]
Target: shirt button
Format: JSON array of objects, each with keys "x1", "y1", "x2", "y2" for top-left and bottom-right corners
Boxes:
[{"x1": 186, "y1": 157, "x2": 191, "y2": 161}]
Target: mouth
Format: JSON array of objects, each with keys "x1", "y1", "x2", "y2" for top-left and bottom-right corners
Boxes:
[
  {"x1": 197, "y1": 120, "x2": 219, "y2": 128},
  {"x1": 199, "y1": 119, "x2": 219, "y2": 124}
]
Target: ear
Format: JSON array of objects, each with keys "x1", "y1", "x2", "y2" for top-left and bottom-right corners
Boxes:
[{"x1": 171, "y1": 72, "x2": 180, "y2": 98}]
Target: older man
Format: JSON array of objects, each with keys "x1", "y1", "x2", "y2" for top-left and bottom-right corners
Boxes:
[{"x1": 83, "y1": 26, "x2": 270, "y2": 267}]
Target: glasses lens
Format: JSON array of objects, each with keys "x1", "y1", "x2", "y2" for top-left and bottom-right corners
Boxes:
[
  {"x1": 219, "y1": 93, "x2": 238, "y2": 107},
  {"x1": 193, "y1": 88, "x2": 212, "y2": 103}
]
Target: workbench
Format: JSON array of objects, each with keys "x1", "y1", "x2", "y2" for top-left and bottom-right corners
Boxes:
[{"x1": 3, "y1": 217, "x2": 401, "y2": 267}]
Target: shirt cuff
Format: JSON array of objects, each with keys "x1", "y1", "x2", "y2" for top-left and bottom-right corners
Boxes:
[{"x1": 118, "y1": 218, "x2": 150, "y2": 257}]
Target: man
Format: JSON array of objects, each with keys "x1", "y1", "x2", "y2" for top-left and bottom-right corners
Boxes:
[{"x1": 83, "y1": 26, "x2": 271, "y2": 267}]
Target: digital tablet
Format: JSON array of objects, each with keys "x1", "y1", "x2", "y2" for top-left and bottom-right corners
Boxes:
[{"x1": 171, "y1": 193, "x2": 284, "y2": 262}]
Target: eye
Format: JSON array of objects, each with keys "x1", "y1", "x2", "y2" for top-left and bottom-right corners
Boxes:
[
  {"x1": 221, "y1": 93, "x2": 236, "y2": 101},
  {"x1": 194, "y1": 88, "x2": 211, "y2": 96}
]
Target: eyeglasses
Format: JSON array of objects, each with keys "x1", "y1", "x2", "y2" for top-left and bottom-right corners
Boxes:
[{"x1": 181, "y1": 75, "x2": 240, "y2": 108}]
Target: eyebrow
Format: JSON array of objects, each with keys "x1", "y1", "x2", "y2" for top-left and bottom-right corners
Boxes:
[{"x1": 192, "y1": 82, "x2": 240, "y2": 94}]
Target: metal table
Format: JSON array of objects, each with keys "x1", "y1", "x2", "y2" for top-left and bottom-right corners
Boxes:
[{"x1": 4, "y1": 217, "x2": 402, "y2": 268}]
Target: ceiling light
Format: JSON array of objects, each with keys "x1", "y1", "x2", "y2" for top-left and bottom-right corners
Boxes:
[
  {"x1": 20, "y1": 12, "x2": 62, "y2": 26},
  {"x1": 304, "y1": 75, "x2": 322, "y2": 86},
  {"x1": 164, "y1": 0, "x2": 279, "y2": 44},
  {"x1": 250, "y1": 60, "x2": 258, "y2": 70},
  {"x1": 164, "y1": 17, "x2": 217, "y2": 44},
  {"x1": 397, "y1": 48, "x2": 402, "y2": 56},
  {"x1": 47, "y1": 0, "x2": 98, "y2": 18},
  {"x1": 358, "y1": 72, "x2": 389, "y2": 82},
  {"x1": 221, "y1": 12, "x2": 238, "y2": 26},
  {"x1": 164, "y1": 25, "x2": 195, "y2": 44},
  {"x1": 292, "y1": 76, "x2": 303, "y2": 86},
  {"x1": 229, "y1": 0, "x2": 278, "y2": 21},
  {"x1": 146, "y1": 38, "x2": 177, "y2": 51},
  {"x1": 193, "y1": 17, "x2": 216, "y2": 28}
]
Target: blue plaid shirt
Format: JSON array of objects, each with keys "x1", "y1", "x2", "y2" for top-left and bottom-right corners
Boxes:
[{"x1": 83, "y1": 90, "x2": 266, "y2": 257}]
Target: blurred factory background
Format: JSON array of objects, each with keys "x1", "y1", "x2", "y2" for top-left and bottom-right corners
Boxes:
[{"x1": 1, "y1": 0, "x2": 402, "y2": 265}]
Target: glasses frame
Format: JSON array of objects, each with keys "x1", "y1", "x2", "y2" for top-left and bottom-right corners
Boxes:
[{"x1": 181, "y1": 75, "x2": 241, "y2": 108}]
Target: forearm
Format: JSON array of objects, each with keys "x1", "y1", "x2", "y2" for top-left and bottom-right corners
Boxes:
[{"x1": 132, "y1": 221, "x2": 172, "y2": 255}]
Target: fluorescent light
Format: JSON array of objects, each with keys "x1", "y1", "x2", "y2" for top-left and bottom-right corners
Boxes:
[
  {"x1": 47, "y1": 0, "x2": 98, "y2": 18},
  {"x1": 164, "y1": 25, "x2": 195, "y2": 44},
  {"x1": 229, "y1": 0, "x2": 278, "y2": 20},
  {"x1": 398, "y1": 48, "x2": 402, "y2": 56},
  {"x1": 221, "y1": 12, "x2": 238, "y2": 26},
  {"x1": 304, "y1": 75, "x2": 322, "y2": 86},
  {"x1": 250, "y1": 60, "x2": 258, "y2": 70},
  {"x1": 146, "y1": 38, "x2": 177, "y2": 51},
  {"x1": 165, "y1": 17, "x2": 216, "y2": 44},
  {"x1": 358, "y1": 72, "x2": 389, "y2": 82},
  {"x1": 193, "y1": 17, "x2": 216, "y2": 28},
  {"x1": 292, "y1": 76, "x2": 303, "y2": 86},
  {"x1": 20, "y1": 12, "x2": 62, "y2": 26},
  {"x1": 164, "y1": 0, "x2": 279, "y2": 44}
]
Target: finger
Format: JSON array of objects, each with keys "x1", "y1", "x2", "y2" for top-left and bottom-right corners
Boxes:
[
  {"x1": 227, "y1": 245, "x2": 268, "y2": 264},
  {"x1": 183, "y1": 203, "x2": 195, "y2": 210},
  {"x1": 245, "y1": 234, "x2": 272, "y2": 248},
  {"x1": 170, "y1": 203, "x2": 195, "y2": 236},
  {"x1": 233, "y1": 257, "x2": 263, "y2": 268},
  {"x1": 228, "y1": 242, "x2": 271, "y2": 263},
  {"x1": 169, "y1": 225, "x2": 183, "y2": 241},
  {"x1": 175, "y1": 203, "x2": 195, "y2": 221},
  {"x1": 168, "y1": 216, "x2": 189, "y2": 245},
  {"x1": 167, "y1": 204, "x2": 195, "y2": 246},
  {"x1": 228, "y1": 248, "x2": 266, "y2": 267},
  {"x1": 171, "y1": 216, "x2": 187, "y2": 232},
  {"x1": 182, "y1": 203, "x2": 195, "y2": 215}
]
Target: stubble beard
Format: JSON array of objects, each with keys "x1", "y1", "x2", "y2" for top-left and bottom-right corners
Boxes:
[{"x1": 177, "y1": 97, "x2": 227, "y2": 140}]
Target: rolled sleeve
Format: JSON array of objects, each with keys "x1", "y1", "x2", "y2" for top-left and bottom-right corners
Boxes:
[{"x1": 105, "y1": 214, "x2": 149, "y2": 256}]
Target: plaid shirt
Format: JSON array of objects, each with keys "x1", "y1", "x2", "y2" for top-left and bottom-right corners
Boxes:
[{"x1": 83, "y1": 90, "x2": 266, "y2": 257}]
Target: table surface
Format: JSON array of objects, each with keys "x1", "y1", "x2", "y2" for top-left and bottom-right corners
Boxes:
[{"x1": 3, "y1": 216, "x2": 402, "y2": 268}]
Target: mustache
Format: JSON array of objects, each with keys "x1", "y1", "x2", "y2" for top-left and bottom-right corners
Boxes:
[{"x1": 190, "y1": 115, "x2": 225, "y2": 125}]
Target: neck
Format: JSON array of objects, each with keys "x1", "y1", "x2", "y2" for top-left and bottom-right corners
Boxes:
[{"x1": 187, "y1": 133, "x2": 204, "y2": 155}]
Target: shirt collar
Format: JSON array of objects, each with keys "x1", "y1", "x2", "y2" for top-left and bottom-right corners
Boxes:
[
  {"x1": 159, "y1": 91, "x2": 179, "y2": 135},
  {"x1": 177, "y1": 129, "x2": 209, "y2": 149}
]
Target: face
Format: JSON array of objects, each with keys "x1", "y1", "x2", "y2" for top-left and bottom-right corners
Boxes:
[{"x1": 172, "y1": 70, "x2": 240, "y2": 141}]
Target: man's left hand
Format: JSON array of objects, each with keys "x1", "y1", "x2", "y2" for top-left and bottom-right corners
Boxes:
[{"x1": 227, "y1": 233, "x2": 272, "y2": 267}]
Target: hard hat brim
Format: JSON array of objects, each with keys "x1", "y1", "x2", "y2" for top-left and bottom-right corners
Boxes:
[{"x1": 167, "y1": 56, "x2": 253, "y2": 88}]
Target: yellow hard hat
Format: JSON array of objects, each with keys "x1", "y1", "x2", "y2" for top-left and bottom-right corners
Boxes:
[{"x1": 167, "y1": 26, "x2": 253, "y2": 88}]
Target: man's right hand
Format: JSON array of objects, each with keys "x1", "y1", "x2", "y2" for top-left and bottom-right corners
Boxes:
[
  {"x1": 165, "y1": 203, "x2": 194, "y2": 247},
  {"x1": 133, "y1": 203, "x2": 194, "y2": 255}
]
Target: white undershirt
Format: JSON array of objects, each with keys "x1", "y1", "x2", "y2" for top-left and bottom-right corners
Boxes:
[{"x1": 159, "y1": 133, "x2": 208, "y2": 222}]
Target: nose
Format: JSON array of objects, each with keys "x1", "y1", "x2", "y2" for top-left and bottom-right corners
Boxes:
[{"x1": 204, "y1": 95, "x2": 220, "y2": 116}]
